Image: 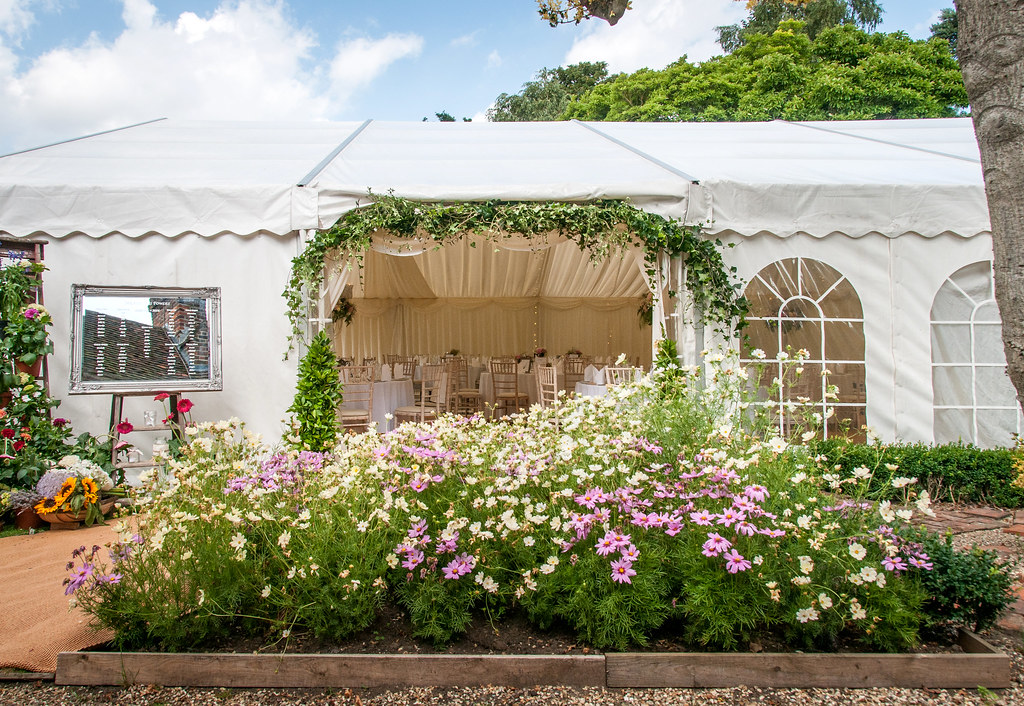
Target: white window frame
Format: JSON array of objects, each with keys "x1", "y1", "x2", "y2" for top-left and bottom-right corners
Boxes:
[
  {"x1": 931, "y1": 261, "x2": 1022, "y2": 445},
  {"x1": 740, "y1": 257, "x2": 866, "y2": 440}
]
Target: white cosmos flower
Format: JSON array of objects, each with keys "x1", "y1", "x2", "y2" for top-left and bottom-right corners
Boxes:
[{"x1": 796, "y1": 607, "x2": 819, "y2": 623}]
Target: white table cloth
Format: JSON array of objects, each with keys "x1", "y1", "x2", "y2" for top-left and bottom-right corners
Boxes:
[{"x1": 575, "y1": 382, "x2": 608, "y2": 398}]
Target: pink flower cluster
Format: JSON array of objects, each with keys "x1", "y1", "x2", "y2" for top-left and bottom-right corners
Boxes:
[{"x1": 594, "y1": 530, "x2": 640, "y2": 584}]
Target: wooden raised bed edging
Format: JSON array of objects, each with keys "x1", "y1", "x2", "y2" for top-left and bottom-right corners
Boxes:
[{"x1": 55, "y1": 630, "x2": 1011, "y2": 690}]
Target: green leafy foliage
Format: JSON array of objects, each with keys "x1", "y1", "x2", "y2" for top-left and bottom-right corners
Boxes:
[
  {"x1": 929, "y1": 7, "x2": 958, "y2": 60},
  {"x1": 488, "y1": 62, "x2": 611, "y2": 122},
  {"x1": 563, "y1": 21, "x2": 966, "y2": 122},
  {"x1": 913, "y1": 531, "x2": 1013, "y2": 632},
  {"x1": 809, "y1": 439, "x2": 1021, "y2": 506},
  {"x1": 284, "y1": 194, "x2": 747, "y2": 351},
  {"x1": 717, "y1": 0, "x2": 882, "y2": 52},
  {"x1": 288, "y1": 331, "x2": 342, "y2": 452}
]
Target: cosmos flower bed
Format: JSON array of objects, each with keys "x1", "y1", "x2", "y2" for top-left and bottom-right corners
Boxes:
[{"x1": 68, "y1": 358, "x2": 940, "y2": 654}]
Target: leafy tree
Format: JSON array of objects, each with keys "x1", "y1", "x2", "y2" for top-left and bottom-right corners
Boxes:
[
  {"x1": 423, "y1": 112, "x2": 472, "y2": 122},
  {"x1": 717, "y1": 0, "x2": 882, "y2": 52},
  {"x1": 537, "y1": 0, "x2": 630, "y2": 26},
  {"x1": 488, "y1": 62, "x2": 610, "y2": 122},
  {"x1": 930, "y1": 8, "x2": 958, "y2": 60},
  {"x1": 562, "y1": 21, "x2": 966, "y2": 122}
]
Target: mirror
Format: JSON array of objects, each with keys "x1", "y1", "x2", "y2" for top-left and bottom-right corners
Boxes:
[{"x1": 69, "y1": 285, "x2": 223, "y2": 394}]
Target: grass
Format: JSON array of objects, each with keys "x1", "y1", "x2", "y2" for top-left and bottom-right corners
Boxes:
[{"x1": 0, "y1": 523, "x2": 46, "y2": 538}]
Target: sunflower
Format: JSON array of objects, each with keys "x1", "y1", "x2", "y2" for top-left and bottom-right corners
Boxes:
[
  {"x1": 53, "y1": 478, "x2": 76, "y2": 507},
  {"x1": 34, "y1": 496, "x2": 60, "y2": 514}
]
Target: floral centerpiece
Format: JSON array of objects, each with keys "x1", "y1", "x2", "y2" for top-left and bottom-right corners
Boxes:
[
  {"x1": 566, "y1": 347, "x2": 582, "y2": 356},
  {"x1": 534, "y1": 347, "x2": 546, "y2": 358},
  {"x1": 33, "y1": 456, "x2": 119, "y2": 527}
]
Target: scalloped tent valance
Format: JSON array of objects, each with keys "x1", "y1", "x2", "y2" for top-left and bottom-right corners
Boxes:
[{"x1": 0, "y1": 117, "x2": 990, "y2": 241}]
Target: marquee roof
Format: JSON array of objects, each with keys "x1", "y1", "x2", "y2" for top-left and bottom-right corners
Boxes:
[{"x1": 0, "y1": 116, "x2": 989, "y2": 240}]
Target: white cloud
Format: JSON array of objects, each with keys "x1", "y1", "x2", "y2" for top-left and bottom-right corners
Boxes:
[
  {"x1": 0, "y1": 0, "x2": 423, "y2": 152},
  {"x1": 449, "y1": 30, "x2": 478, "y2": 48},
  {"x1": 329, "y1": 33, "x2": 423, "y2": 108},
  {"x1": 0, "y1": 0, "x2": 39, "y2": 40},
  {"x1": 486, "y1": 49, "x2": 501, "y2": 68},
  {"x1": 564, "y1": 0, "x2": 746, "y2": 72}
]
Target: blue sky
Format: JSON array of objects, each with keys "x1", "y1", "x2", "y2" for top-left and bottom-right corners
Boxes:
[{"x1": 0, "y1": 0, "x2": 950, "y2": 154}]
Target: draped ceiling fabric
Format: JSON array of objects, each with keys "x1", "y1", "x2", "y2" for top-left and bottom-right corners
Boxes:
[
  {"x1": 332, "y1": 236, "x2": 652, "y2": 365},
  {"x1": 0, "y1": 116, "x2": 996, "y2": 444}
]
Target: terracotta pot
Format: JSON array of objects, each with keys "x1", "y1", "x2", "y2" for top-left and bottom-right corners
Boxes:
[
  {"x1": 14, "y1": 358, "x2": 42, "y2": 378},
  {"x1": 39, "y1": 498, "x2": 116, "y2": 531},
  {"x1": 13, "y1": 507, "x2": 45, "y2": 529}
]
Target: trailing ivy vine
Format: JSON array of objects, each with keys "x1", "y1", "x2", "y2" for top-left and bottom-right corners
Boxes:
[{"x1": 284, "y1": 193, "x2": 747, "y2": 348}]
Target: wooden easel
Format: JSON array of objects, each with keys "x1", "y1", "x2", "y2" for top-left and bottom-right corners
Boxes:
[{"x1": 108, "y1": 391, "x2": 180, "y2": 470}]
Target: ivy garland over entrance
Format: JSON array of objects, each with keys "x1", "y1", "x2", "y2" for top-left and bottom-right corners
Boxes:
[{"x1": 284, "y1": 194, "x2": 747, "y2": 346}]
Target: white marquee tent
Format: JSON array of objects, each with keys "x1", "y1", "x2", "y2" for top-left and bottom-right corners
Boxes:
[{"x1": 0, "y1": 116, "x2": 1014, "y2": 446}]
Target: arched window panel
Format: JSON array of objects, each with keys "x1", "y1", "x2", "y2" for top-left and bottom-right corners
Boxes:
[
  {"x1": 743, "y1": 277, "x2": 784, "y2": 319},
  {"x1": 818, "y1": 278, "x2": 864, "y2": 319},
  {"x1": 930, "y1": 261, "x2": 1022, "y2": 447},
  {"x1": 741, "y1": 257, "x2": 866, "y2": 441}
]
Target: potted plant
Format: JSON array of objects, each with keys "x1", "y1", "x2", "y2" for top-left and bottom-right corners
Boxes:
[
  {"x1": 0, "y1": 260, "x2": 44, "y2": 321},
  {"x1": 1, "y1": 304, "x2": 53, "y2": 377}
]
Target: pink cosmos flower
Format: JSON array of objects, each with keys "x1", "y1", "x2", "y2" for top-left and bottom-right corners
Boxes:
[
  {"x1": 595, "y1": 534, "x2": 617, "y2": 556},
  {"x1": 611, "y1": 532, "x2": 631, "y2": 548},
  {"x1": 882, "y1": 556, "x2": 908, "y2": 572},
  {"x1": 689, "y1": 509, "x2": 713, "y2": 526},
  {"x1": 735, "y1": 520, "x2": 758, "y2": 537},
  {"x1": 724, "y1": 549, "x2": 751, "y2": 573},
  {"x1": 401, "y1": 549, "x2": 424, "y2": 570},
  {"x1": 702, "y1": 533, "x2": 732, "y2": 557},
  {"x1": 744, "y1": 485, "x2": 769, "y2": 502},
  {"x1": 732, "y1": 497, "x2": 757, "y2": 514},
  {"x1": 610, "y1": 558, "x2": 637, "y2": 584},
  {"x1": 908, "y1": 554, "x2": 933, "y2": 570},
  {"x1": 575, "y1": 491, "x2": 597, "y2": 509},
  {"x1": 620, "y1": 544, "x2": 640, "y2": 562},
  {"x1": 716, "y1": 508, "x2": 744, "y2": 527}
]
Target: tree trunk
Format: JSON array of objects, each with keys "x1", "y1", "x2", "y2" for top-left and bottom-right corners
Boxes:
[{"x1": 955, "y1": 0, "x2": 1024, "y2": 407}]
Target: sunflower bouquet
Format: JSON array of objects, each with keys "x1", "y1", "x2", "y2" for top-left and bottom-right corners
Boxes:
[
  {"x1": 32, "y1": 457, "x2": 119, "y2": 526},
  {"x1": 33, "y1": 475, "x2": 108, "y2": 525}
]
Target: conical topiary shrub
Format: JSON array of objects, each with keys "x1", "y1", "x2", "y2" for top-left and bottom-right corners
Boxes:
[{"x1": 288, "y1": 330, "x2": 343, "y2": 452}]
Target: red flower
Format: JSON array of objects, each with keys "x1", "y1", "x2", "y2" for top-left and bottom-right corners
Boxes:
[
  {"x1": 12, "y1": 440, "x2": 24, "y2": 452},
  {"x1": 162, "y1": 415, "x2": 173, "y2": 425},
  {"x1": 116, "y1": 420, "x2": 134, "y2": 435},
  {"x1": 154, "y1": 392, "x2": 170, "y2": 401},
  {"x1": 53, "y1": 417, "x2": 69, "y2": 427},
  {"x1": 1, "y1": 429, "x2": 14, "y2": 439},
  {"x1": 177, "y1": 399, "x2": 193, "y2": 414}
]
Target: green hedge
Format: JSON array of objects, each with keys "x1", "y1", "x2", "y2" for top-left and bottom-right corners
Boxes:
[{"x1": 809, "y1": 440, "x2": 1022, "y2": 507}]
